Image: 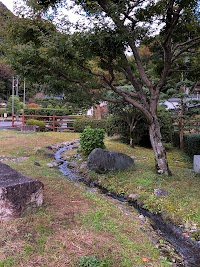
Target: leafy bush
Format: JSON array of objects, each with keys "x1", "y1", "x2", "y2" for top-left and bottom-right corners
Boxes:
[
  {"x1": 172, "y1": 132, "x2": 200, "y2": 159},
  {"x1": 26, "y1": 119, "x2": 45, "y2": 131},
  {"x1": 183, "y1": 134, "x2": 200, "y2": 159},
  {"x1": 6, "y1": 96, "x2": 23, "y2": 115},
  {"x1": 106, "y1": 106, "x2": 173, "y2": 147},
  {"x1": 106, "y1": 115, "x2": 151, "y2": 147},
  {"x1": 74, "y1": 117, "x2": 107, "y2": 132},
  {"x1": 0, "y1": 108, "x2": 6, "y2": 116},
  {"x1": 157, "y1": 106, "x2": 173, "y2": 143},
  {"x1": 172, "y1": 132, "x2": 180, "y2": 147},
  {"x1": 106, "y1": 116, "x2": 124, "y2": 137},
  {"x1": 80, "y1": 126, "x2": 105, "y2": 155},
  {"x1": 78, "y1": 256, "x2": 110, "y2": 267}
]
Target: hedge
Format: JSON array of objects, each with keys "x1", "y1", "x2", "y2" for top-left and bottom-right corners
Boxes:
[
  {"x1": 73, "y1": 117, "x2": 108, "y2": 132},
  {"x1": 172, "y1": 132, "x2": 200, "y2": 159},
  {"x1": 183, "y1": 133, "x2": 200, "y2": 159},
  {"x1": 24, "y1": 108, "x2": 73, "y2": 116}
]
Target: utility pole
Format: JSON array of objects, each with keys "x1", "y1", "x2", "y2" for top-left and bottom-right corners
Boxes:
[
  {"x1": 15, "y1": 76, "x2": 19, "y2": 96},
  {"x1": 23, "y1": 78, "x2": 26, "y2": 107},
  {"x1": 12, "y1": 76, "x2": 15, "y2": 115}
]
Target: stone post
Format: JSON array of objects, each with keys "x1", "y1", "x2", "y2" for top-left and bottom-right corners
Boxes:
[{"x1": 193, "y1": 155, "x2": 200, "y2": 173}]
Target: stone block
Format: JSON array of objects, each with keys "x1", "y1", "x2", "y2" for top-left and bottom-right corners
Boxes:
[
  {"x1": 193, "y1": 155, "x2": 200, "y2": 173},
  {"x1": 21, "y1": 125, "x2": 38, "y2": 132},
  {"x1": 0, "y1": 162, "x2": 44, "y2": 220}
]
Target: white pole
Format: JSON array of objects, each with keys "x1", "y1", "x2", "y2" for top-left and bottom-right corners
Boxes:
[{"x1": 16, "y1": 77, "x2": 19, "y2": 96}]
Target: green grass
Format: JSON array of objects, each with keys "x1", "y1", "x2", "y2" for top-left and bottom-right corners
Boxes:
[
  {"x1": 84, "y1": 138, "x2": 200, "y2": 233},
  {"x1": 0, "y1": 130, "x2": 199, "y2": 266}
]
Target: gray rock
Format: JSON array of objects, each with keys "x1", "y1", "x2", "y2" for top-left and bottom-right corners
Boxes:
[
  {"x1": 55, "y1": 160, "x2": 63, "y2": 165},
  {"x1": 154, "y1": 188, "x2": 169, "y2": 197},
  {"x1": 87, "y1": 148, "x2": 134, "y2": 174},
  {"x1": 78, "y1": 163, "x2": 88, "y2": 174},
  {"x1": 34, "y1": 162, "x2": 41, "y2": 166},
  {"x1": 44, "y1": 152, "x2": 55, "y2": 159},
  {"x1": 138, "y1": 214, "x2": 146, "y2": 222},
  {"x1": 67, "y1": 162, "x2": 77, "y2": 169},
  {"x1": 0, "y1": 162, "x2": 44, "y2": 220},
  {"x1": 128, "y1": 193, "x2": 140, "y2": 200},
  {"x1": 46, "y1": 162, "x2": 58, "y2": 168}
]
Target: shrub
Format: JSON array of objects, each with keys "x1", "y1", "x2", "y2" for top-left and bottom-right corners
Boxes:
[
  {"x1": 106, "y1": 116, "x2": 123, "y2": 137},
  {"x1": 183, "y1": 134, "x2": 200, "y2": 159},
  {"x1": 74, "y1": 117, "x2": 107, "y2": 132},
  {"x1": 157, "y1": 106, "x2": 173, "y2": 143},
  {"x1": 0, "y1": 108, "x2": 6, "y2": 116},
  {"x1": 172, "y1": 132, "x2": 200, "y2": 159},
  {"x1": 26, "y1": 119, "x2": 45, "y2": 131},
  {"x1": 172, "y1": 132, "x2": 180, "y2": 147},
  {"x1": 24, "y1": 108, "x2": 72, "y2": 116},
  {"x1": 78, "y1": 256, "x2": 110, "y2": 267},
  {"x1": 80, "y1": 126, "x2": 105, "y2": 155}
]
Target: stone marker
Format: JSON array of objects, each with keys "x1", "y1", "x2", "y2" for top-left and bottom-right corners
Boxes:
[
  {"x1": 193, "y1": 155, "x2": 200, "y2": 173},
  {"x1": 0, "y1": 162, "x2": 44, "y2": 220},
  {"x1": 154, "y1": 188, "x2": 169, "y2": 197},
  {"x1": 87, "y1": 148, "x2": 134, "y2": 174}
]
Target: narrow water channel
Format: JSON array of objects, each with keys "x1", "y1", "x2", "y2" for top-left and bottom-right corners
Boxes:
[{"x1": 54, "y1": 141, "x2": 200, "y2": 267}]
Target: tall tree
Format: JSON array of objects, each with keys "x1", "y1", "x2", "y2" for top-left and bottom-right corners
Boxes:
[
  {"x1": 10, "y1": 0, "x2": 200, "y2": 175},
  {"x1": 0, "y1": 61, "x2": 14, "y2": 100}
]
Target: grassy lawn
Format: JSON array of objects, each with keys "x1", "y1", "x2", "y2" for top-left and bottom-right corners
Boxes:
[
  {"x1": 90, "y1": 138, "x2": 200, "y2": 236},
  {"x1": 0, "y1": 130, "x2": 199, "y2": 266}
]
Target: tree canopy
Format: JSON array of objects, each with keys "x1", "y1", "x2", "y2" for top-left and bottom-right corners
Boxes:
[{"x1": 5, "y1": 0, "x2": 200, "y2": 175}]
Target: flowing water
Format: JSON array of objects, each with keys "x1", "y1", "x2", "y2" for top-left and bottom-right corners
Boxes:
[{"x1": 54, "y1": 142, "x2": 200, "y2": 267}]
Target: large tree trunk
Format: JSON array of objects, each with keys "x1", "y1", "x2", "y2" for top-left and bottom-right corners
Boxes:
[{"x1": 149, "y1": 117, "x2": 171, "y2": 176}]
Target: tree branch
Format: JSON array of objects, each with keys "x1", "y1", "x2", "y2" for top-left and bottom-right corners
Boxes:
[{"x1": 172, "y1": 37, "x2": 200, "y2": 61}]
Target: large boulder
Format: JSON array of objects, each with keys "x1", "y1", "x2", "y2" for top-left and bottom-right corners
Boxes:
[
  {"x1": 0, "y1": 162, "x2": 44, "y2": 220},
  {"x1": 87, "y1": 148, "x2": 134, "y2": 174}
]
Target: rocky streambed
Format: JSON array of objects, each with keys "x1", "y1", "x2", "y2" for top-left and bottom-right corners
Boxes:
[{"x1": 47, "y1": 140, "x2": 200, "y2": 267}]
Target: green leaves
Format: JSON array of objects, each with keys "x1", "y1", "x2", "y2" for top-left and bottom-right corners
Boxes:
[
  {"x1": 80, "y1": 126, "x2": 106, "y2": 155},
  {"x1": 78, "y1": 256, "x2": 110, "y2": 267}
]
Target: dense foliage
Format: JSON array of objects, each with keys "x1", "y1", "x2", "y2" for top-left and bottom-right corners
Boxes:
[
  {"x1": 24, "y1": 107, "x2": 73, "y2": 116},
  {"x1": 74, "y1": 117, "x2": 107, "y2": 132},
  {"x1": 173, "y1": 132, "x2": 200, "y2": 159},
  {"x1": 183, "y1": 134, "x2": 200, "y2": 159},
  {"x1": 26, "y1": 119, "x2": 45, "y2": 131},
  {"x1": 80, "y1": 126, "x2": 105, "y2": 155},
  {"x1": 6, "y1": 96, "x2": 23, "y2": 115},
  {"x1": 3, "y1": 0, "x2": 200, "y2": 174}
]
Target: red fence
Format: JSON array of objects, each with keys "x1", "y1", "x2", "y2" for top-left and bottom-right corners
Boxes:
[{"x1": 12, "y1": 114, "x2": 77, "y2": 132}]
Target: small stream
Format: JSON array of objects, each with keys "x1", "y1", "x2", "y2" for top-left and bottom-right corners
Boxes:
[{"x1": 54, "y1": 141, "x2": 200, "y2": 267}]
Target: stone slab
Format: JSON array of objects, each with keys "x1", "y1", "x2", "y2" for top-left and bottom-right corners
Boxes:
[
  {"x1": 21, "y1": 125, "x2": 39, "y2": 132},
  {"x1": 0, "y1": 162, "x2": 44, "y2": 220},
  {"x1": 193, "y1": 155, "x2": 200, "y2": 173}
]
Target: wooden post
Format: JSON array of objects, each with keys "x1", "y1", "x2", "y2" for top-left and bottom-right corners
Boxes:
[
  {"x1": 22, "y1": 113, "x2": 25, "y2": 127},
  {"x1": 53, "y1": 114, "x2": 56, "y2": 132},
  {"x1": 12, "y1": 114, "x2": 14, "y2": 127}
]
